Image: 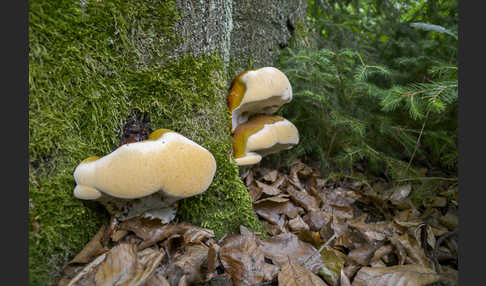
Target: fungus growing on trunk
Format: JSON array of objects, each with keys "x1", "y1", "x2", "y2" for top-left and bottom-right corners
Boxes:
[
  {"x1": 227, "y1": 67, "x2": 292, "y2": 133},
  {"x1": 232, "y1": 115, "x2": 299, "y2": 166},
  {"x1": 73, "y1": 129, "x2": 217, "y2": 222}
]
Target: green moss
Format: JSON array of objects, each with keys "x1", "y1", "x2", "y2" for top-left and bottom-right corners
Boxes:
[{"x1": 29, "y1": 1, "x2": 262, "y2": 285}]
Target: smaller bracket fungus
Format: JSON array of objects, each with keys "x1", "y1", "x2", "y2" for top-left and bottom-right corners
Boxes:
[
  {"x1": 227, "y1": 67, "x2": 292, "y2": 133},
  {"x1": 73, "y1": 129, "x2": 217, "y2": 222},
  {"x1": 232, "y1": 115, "x2": 299, "y2": 166}
]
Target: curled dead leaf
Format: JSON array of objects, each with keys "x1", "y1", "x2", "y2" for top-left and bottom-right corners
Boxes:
[
  {"x1": 219, "y1": 226, "x2": 278, "y2": 286},
  {"x1": 260, "y1": 232, "x2": 324, "y2": 273},
  {"x1": 352, "y1": 264, "x2": 440, "y2": 286},
  {"x1": 278, "y1": 258, "x2": 328, "y2": 286}
]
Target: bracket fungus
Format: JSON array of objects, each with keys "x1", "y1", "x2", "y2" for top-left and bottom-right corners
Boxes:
[
  {"x1": 232, "y1": 115, "x2": 299, "y2": 166},
  {"x1": 227, "y1": 67, "x2": 292, "y2": 133},
  {"x1": 73, "y1": 129, "x2": 216, "y2": 222}
]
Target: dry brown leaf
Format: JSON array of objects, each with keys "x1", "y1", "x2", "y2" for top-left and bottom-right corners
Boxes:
[
  {"x1": 256, "y1": 180, "x2": 281, "y2": 196},
  {"x1": 260, "y1": 232, "x2": 324, "y2": 273},
  {"x1": 389, "y1": 235, "x2": 408, "y2": 265},
  {"x1": 271, "y1": 175, "x2": 286, "y2": 189},
  {"x1": 248, "y1": 183, "x2": 263, "y2": 202},
  {"x1": 204, "y1": 273, "x2": 235, "y2": 286},
  {"x1": 386, "y1": 184, "x2": 412, "y2": 205},
  {"x1": 278, "y1": 258, "x2": 328, "y2": 286},
  {"x1": 319, "y1": 246, "x2": 346, "y2": 286},
  {"x1": 430, "y1": 196, "x2": 447, "y2": 208},
  {"x1": 206, "y1": 241, "x2": 220, "y2": 276},
  {"x1": 348, "y1": 215, "x2": 392, "y2": 241},
  {"x1": 167, "y1": 244, "x2": 209, "y2": 285},
  {"x1": 321, "y1": 188, "x2": 359, "y2": 207},
  {"x1": 71, "y1": 224, "x2": 108, "y2": 264},
  {"x1": 112, "y1": 230, "x2": 129, "y2": 242},
  {"x1": 182, "y1": 226, "x2": 215, "y2": 244},
  {"x1": 287, "y1": 188, "x2": 319, "y2": 212},
  {"x1": 219, "y1": 226, "x2": 278, "y2": 286},
  {"x1": 348, "y1": 243, "x2": 382, "y2": 266},
  {"x1": 119, "y1": 219, "x2": 214, "y2": 249},
  {"x1": 333, "y1": 231, "x2": 368, "y2": 250},
  {"x1": 262, "y1": 221, "x2": 284, "y2": 236},
  {"x1": 370, "y1": 244, "x2": 393, "y2": 264},
  {"x1": 67, "y1": 243, "x2": 164, "y2": 286},
  {"x1": 303, "y1": 211, "x2": 331, "y2": 231},
  {"x1": 298, "y1": 230, "x2": 325, "y2": 249},
  {"x1": 244, "y1": 169, "x2": 254, "y2": 186},
  {"x1": 439, "y1": 212, "x2": 458, "y2": 230},
  {"x1": 396, "y1": 233, "x2": 434, "y2": 268},
  {"x1": 142, "y1": 271, "x2": 170, "y2": 286},
  {"x1": 254, "y1": 197, "x2": 301, "y2": 225},
  {"x1": 352, "y1": 264, "x2": 440, "y2": 286},
  {"x1": 439, "y1": 266, "x2": 458, "y2": 286},
  {"x1": 288, "y1": 216, "x2": 310, "y2": 232},
  {"x1": 262, "y1": 170, "x2": 278, "y2": 182},
  {"x1": 340, "y1": 269, "x2": 352, "y2": 286}
]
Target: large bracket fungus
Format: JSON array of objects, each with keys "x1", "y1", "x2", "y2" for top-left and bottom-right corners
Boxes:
[
  {"x1": 73, "y1": 129, "x2": 217, "y2": 222},
  {"x1": 232, "y1": 115, "x2": 299, "y2": 166},
  {"x1": 227, "y1": 67, "x2": 292, "y2": 133}
]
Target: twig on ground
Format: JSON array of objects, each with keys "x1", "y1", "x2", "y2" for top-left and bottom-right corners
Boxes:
[{"x1": 302, "y1": 232, "x2": 338, "y2": 267}]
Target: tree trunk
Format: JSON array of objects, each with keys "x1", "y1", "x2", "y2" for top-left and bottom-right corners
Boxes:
[{"x1": 28, "y1": 0, "x2": 307, "y2": 284}]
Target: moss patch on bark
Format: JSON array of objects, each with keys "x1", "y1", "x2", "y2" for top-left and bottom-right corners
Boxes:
[{"x1": 29, "y1": 1, "x2": 263, "y2": 284}]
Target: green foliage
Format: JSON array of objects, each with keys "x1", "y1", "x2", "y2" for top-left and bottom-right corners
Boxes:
[{"x1": 278, "y1": 0, "x2": 458, "y2": 179}]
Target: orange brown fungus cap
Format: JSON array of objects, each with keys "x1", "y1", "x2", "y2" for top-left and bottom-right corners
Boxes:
[
  {"x1": 232, "y1": 115, "x2": 286, "y2": 159},
  {"x1": 227, "y1": 70, "x2": 251, "y2": 113},
  {"x1": 227, "y1": 67, "x2": 292, "y2": 133}
]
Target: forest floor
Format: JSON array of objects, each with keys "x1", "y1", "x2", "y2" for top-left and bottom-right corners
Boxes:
[{"x1": 57, "y1": 159, "x2": 458, "y2": 286}]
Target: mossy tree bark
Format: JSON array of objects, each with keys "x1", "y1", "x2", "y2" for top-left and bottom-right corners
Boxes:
[{"x1": 29, "y1": 0, "x2": 306, "y2": 284}]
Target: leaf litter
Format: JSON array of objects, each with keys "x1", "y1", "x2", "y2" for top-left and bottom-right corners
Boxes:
[{"x1": 59, "y1": 160, "x2": 458, "y2": 285}]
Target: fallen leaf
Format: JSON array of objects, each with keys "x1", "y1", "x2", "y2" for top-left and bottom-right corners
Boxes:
[
  {"x1": 262, "y1": 170, "x2": 278, "y2": 182},
  {"x1": 340, "y1": 269, "x2": 351, "y2": 286},
  {"x1": 303, "y1": 211, "x2": 331, "y2": 231},
  {"x1": 260, "y1": 232, "x2": 324, "y2": 273},
  {"x1": 256, "y1": 180, "x2": 281, "y2": 196},
  {"x1": 248, "y1": 184, "x2": 263, "y2": 202},
  {"x1": 288, "y1": 215, "x2": 310, "y2": 232},
  {"x1": 254, "y1": 197, "x2": 301, "y2": 225},
  {"x1": 396, "y1": 233, "x2": 434, "y2": 268},
  {"x1": 287, "y1": 188, "x2": 320, "y2": 211},
  {"x1": 429, "y1": 196, "x2": 447, "y2": 208},
  {"x1": 71, "y1": 224, "x2": 108, "y2": 264},
  {"x1": 219, "y1": 226, "x2": 278, "y2": 286},
  {"x1": 167, "y1": 244, "x2": 210, "y2": 285},
  {"x1": 298, "y1": 230, "x2": 325, "y2": 249},
  {"x1": 69, "y1": 243, "x2": 164, "y2": 286},
  {"x1": 319, "y1": 246, "x2": 346, "y2": 286},
  {"x1": 348, "y1": 243, "x2": 382, "y2": 266},
  {"x1": 348, "y1": 216, "x2": 392, "y2": 242},
  {"x1": 352, "y1": 264, "x2": 440, "y2": 286},
  {"x1": 439, "y1": 265, "x2": 458, "y2": 286},
  {"x1": 203, "y1": 273, "x2": 234, "y2": 286},
  {"x1": 370, "y1": 244, "x2": 393, "y2": 264},
  {"x1": 387, "y1": 184, "x2": 412, "y2": 205},
  {"x1": 119, "y1": 219, "x2": 214, "y2": 249},
  {"x1": 278, "y1": 258, "x2": 328, "y2": 286},
  {"x1": 439, "y1": 212, "x2": 458, "y2": 230},
  {"x1": 143, "y1": 272, "x2": 170, "y2": 286}
]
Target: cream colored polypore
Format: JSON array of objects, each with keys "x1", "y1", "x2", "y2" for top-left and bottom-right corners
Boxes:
[
  {"x1": 234, "y1": 152, "x2": 262, "y2": 166},
  {"x1": 230, "y1": 67, "x2": 292, "y2": 133},
  {"x1": 73, "y1": 131, "x2": 216, "y2": 200},
  {"x1": 234, "y1": 118, "x2": 299, "y2": 166}
]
